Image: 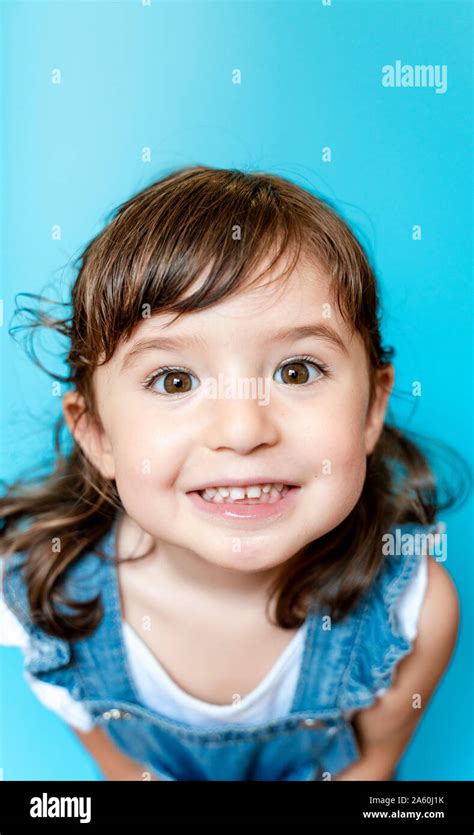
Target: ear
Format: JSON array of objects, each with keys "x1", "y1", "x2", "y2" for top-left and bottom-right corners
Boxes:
[
  {"x1": 364, "y1": 364, "x2": 395, "y2": 456},
  {"x1": 62, "y1": 390, "x2": 116, "y2": 480}
]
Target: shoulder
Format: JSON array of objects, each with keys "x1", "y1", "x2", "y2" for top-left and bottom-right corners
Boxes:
[
  {"x1": 373, "y1": 520, "x2": 459, "y2": 655},
  {"x1": 351, "y1": 552, "x2": 459, "y2": 754},
  {"x1": 412, "y1": 553, "x2": 460, "y2": 666}
]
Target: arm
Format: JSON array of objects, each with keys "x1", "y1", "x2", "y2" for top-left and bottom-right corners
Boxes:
[
  {"x1": 70, "y1": 724, "x2": 160, "y2": 781},
  {"x1": 334, "y1": 555, "x2": 460, "y2": 781}
]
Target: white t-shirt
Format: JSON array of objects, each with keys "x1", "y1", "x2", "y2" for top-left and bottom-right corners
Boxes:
[{"x1": 0, "y1": 553, "x2": 429, "y2": 733}]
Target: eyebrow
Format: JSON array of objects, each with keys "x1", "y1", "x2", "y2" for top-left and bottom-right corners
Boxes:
[{"x1": 120, "y1": 322, "x2": 348, "y2": 371}]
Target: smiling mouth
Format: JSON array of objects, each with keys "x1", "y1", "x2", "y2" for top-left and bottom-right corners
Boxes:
[{"x1": 195, "y1": 484, "x2": 293, "y2": 505}]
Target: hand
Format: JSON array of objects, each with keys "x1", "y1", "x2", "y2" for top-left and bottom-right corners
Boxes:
[
  {"x1": 70, "y1": 724, "x2": 162, "y2": 781},
  {"x1": 100, "y1": 753, "x2": 161, "y2": 781}
]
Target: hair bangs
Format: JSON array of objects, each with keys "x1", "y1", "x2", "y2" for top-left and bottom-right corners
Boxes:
[{"x1": 79, "y1": 169, "x2": 305, "y2": 366}]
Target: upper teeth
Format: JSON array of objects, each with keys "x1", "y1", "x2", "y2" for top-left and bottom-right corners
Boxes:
[{"x1": 200, "y1": 483, "x2": 285, "y2": 500}]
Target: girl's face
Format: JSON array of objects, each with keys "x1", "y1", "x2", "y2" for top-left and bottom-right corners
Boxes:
[{"x1": 64, "y1": 255, "x2": 394, "y2": 574}]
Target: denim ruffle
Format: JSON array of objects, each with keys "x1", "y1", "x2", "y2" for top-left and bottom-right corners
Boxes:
[{"x1": 339, "y1": 521, "x2": 444, "y2": 712}]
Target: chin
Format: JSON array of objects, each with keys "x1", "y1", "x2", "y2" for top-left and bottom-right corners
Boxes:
[{"x1": 203, "y1": 547, "x2": 288, "y2": 574}]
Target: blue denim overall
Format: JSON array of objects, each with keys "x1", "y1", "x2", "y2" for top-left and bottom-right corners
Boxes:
[{"x1": 2, "y1": 517, "x2": 439, "y2": 781}]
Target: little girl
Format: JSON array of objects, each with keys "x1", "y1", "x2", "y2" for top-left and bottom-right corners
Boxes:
[{"x1": 0, "y1": 166, "x2": 461, "y2": 782}]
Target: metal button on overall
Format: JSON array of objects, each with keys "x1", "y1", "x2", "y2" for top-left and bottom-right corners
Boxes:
[
  {"x1": 101, "y1": 709, "x2": 133, "y2": 720},
  {"x1": 298, "y1": 718, "x2": 337, "y2": 735},
  {"x1": 300, "y1": 718, "x2": 326, "y2": 729}
]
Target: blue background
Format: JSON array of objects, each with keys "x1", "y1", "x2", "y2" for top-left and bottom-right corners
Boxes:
[{"x1": 1, "y1": 0, "x2": 472, "y2": 780}]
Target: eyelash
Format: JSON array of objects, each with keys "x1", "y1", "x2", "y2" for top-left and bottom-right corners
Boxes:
[{"x1": 141, "y1": 355, "x2": 332, "y2": 397}]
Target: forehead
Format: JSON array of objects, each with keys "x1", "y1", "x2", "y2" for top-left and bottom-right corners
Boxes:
[{"x1": 108, "y1": 255, "x2": 356, "y2": 367}]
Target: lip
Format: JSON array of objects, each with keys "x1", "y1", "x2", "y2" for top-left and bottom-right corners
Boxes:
[
  {"x1": 186, "y1": 477, "x2": 301, "y2": 491},
  {"x1": 186, "y1": 485, "x2": 302, "y2": 521}
]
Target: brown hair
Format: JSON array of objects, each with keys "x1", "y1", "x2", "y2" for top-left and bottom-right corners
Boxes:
[{"x1": 0, "y1": 165, "x2": 469, "y2": 639}]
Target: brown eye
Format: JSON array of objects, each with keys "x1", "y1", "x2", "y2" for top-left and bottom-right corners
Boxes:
[
  {"x1": 146, "y1": 368, "x2": 198, "y2": 396},
  {"x1": 162, "y1": 371, "x2": 193, "y2": 394},
  {"x1": 274, "y1": 359, "x2": 325, "y2": 386},
  {"x1": 279, "y1": 362, "x2": 310, "y2": 385}
]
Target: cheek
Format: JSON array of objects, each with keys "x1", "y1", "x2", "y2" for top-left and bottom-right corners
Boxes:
[
  {"x1": 303, "y1": 397, "x2": 368, "y2": 510},
  {"x1": 304, "y1": 392, "x2": 367, "y2": 464},
  {"x1": 316, "y1": 431, "x2": 367, "y2": 506},
  {"x1": 109, "y1": 406, "x2": 191, "y2": 490}
]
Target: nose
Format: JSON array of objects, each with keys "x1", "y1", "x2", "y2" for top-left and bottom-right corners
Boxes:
[{"x1": 201, "y1": 390, "x2": 280, "y2": 454}]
